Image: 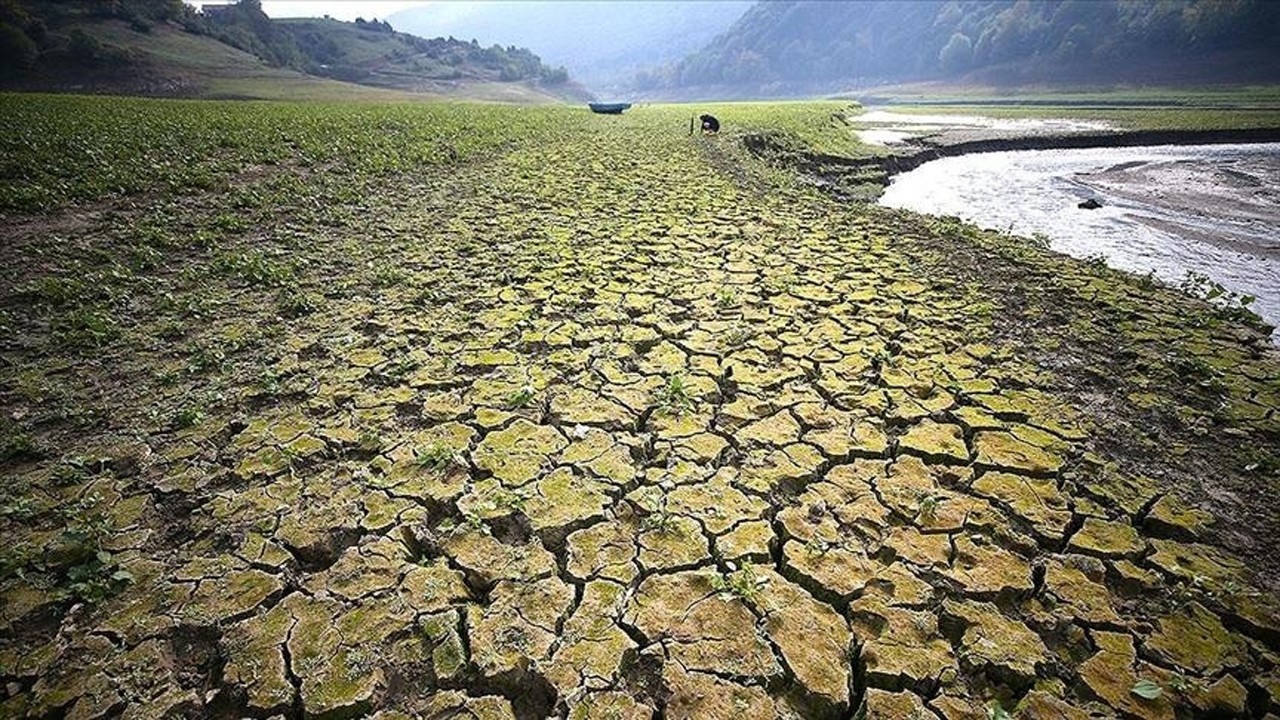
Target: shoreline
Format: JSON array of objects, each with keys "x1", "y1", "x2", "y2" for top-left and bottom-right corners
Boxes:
[
  {"x1": 868, "y1": 126, "x2": 1280, "y2": 178},
  {"x1": 745, "y1": 126, "x2": 1280, "y2": 197}
]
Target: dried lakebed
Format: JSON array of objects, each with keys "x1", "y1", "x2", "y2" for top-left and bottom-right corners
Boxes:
[{"x1": 1, "y1": 97, "x2": 1279, "y2": 719}]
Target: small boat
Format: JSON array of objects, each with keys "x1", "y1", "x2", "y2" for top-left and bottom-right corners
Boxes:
[{"x1": 588, "y1": 102, "x2": 632, "y2": 115}]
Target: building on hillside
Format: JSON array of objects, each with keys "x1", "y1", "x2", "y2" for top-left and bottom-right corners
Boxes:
[{"x1": 197, "y1": 3, "x2": 237, "y2": 19}]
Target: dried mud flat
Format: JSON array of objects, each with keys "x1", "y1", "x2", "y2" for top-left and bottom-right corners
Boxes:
[{"x1": 1, "y1": 98, "x2": 1279, "y2": 720}]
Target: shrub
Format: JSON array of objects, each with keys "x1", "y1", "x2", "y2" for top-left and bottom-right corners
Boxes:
[
  {"x1": 67, "y1": 27, "x2": 103, "y2": 65},
  {"x1": 0, "y1": 21, "x2": 36, "y2": 71}
]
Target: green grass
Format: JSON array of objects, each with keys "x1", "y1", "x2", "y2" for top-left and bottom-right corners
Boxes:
[{"x1": 0, "y1": 93, "x2": 576, "y2": 213}]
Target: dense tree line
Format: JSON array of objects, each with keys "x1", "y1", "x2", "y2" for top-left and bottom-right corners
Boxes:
[
  {"x1": 650, "y1": 0, "x2": 1280, "y2": 89},
  {"x1": 0, "y1": 0, "x2": 189, "y2": 72}
]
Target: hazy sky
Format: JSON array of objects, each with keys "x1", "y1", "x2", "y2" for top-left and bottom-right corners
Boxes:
[{"x1": 266, "y1": 1, "x2": 429, "y2": 20}]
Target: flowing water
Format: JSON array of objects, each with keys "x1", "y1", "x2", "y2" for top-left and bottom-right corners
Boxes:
[{"x1": 879, "y1": 142, "x2": 1280, "y2": 338}]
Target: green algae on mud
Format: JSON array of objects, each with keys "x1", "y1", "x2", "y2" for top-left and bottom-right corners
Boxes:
[{"x1": 1, "y1": 94, "x2": 1279, "y2": 719}]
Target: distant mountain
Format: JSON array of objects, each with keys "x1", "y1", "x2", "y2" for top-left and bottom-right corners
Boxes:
[
  {"x1": 388, "y1": 1, "x2": 752, "y2": 93},
  {"x1": 0, "y1": 0, "x2": 586, "y2": 102},
  {"x1": 655, "y1": 0, "x2": 1280, "y2": 97}
]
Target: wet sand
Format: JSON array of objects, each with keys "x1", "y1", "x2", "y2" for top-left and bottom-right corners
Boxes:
[{"x1": 1077, "y1": 156, "x2": 1280, "y2": 260}]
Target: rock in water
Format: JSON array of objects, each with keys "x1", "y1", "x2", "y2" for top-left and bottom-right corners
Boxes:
[{"x1": 1078, "y1": 198, "x2": 1103, "y2": 209}]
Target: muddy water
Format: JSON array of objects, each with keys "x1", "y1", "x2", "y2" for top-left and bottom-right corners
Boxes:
[{"x1": 879, "y1": 143, "x2": 1280, "y2": 337}]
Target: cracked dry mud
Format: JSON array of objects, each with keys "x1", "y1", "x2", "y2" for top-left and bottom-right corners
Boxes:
[{"x1": 2, "y1": 99, "x2": 1280, "y2": 719}]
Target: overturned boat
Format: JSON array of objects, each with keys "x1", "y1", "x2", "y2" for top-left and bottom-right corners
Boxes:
[{"x1": 588, "y1": 102, "x2": 632, "y2": 115}]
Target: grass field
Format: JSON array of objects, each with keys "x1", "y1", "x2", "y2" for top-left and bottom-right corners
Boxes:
[{"x1": 1, "y1": 93, "x2": 1279, "y2": 719}]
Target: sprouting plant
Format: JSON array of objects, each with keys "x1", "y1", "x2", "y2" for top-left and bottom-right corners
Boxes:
[
  {"x1": 1242, "y1": 448, "x2": 1280, "y2": 476},
  {"x1": 985, "y1": 700, "x2": 1013, "y2": 720},
  {"x1": 711, "y1": 564, "x2": 764, "y2": 602},
  {"x1": 656, "y1": 374, "x2": 694, "y2": 416},
  {"x1": 1167, "y1": 580, "x2": 1197, "y2": 607},
  {"x1": 215, "y1": 251, "x2": 296, "y2": 288},
  {"x1": 461, "y1": 510, "x2": 487, "y2": 533},
  {"x1": 278, "y1": 288, "x2": 320, "y2": 317},
  {"x1": 385, "y1": 356, "x2": 418, "y2": 381},
  {"x1": 1167, "y1": 674, "x2": 1204, "y2": 695},
  {"x1": 51, "y1": 458, "x2": 92, "y2": 487},
  {"x1": 53, "y1": 307, "x2": 121, "y2": 348},
  {"x1": 370, "y1": 262, "x2": 408, "y2": 288},
  {"x1": 43, "y1": 495, "x2": 136, "y2": 603},
  {"x1": 805, "y1": 536, "x2": 833, "y2": 557},
  {"x1": 1179, "y1": 271, "x2": 1262, "y2": 326},
  {"x1": 172, "y1": 404, "x2": 204, "y2": 430},
  {"x1": 0, "y1": 426, "x2": 40, "y2": 463},
  {"x1": 65, "y1": 550, "x2": 134, "y2": 604},
  {"x1": 1083, "y1": 253, "x2": 1109, "y2": 269},
  {"x1": 493, "y1": 489, "x2": 527, "y2": 513},
  {"x1": 185, "y1": 341, "x2": 228, "y2": 374},
  {"x1": 635, "y1": 488, "x2": 679, "y2": 533},
  {"x1": 642, "y1": 502, "x2": 677, "y2": 533},
  {"x1": 357, "y1": 431, "x2": 385, "y2": 453},
  {"x1": 507, "y1": 384, "x2": 536, "y2": 409},
  {"x1": 416, "y1": 444, "x2": 459, "y2": 473},
  {"x1": 723, "y1": 324, "x2": 753, "y2": 349},
  {"x1": 1130, "y1": 678, "x2": 1163, "y2": 700},
  {"x1": 917, "y1": 494, "x2": 940, "y2": 523},
  {"x1": 0, "y1": 496, "x2": 40, "y2": 521},
  {"x1": 716, "y1": 288, "x2": 738, "y2": 309}
]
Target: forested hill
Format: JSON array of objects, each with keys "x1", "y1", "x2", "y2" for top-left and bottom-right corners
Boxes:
[
  {"x1": 652, "y1": 0, "x2": 1280, "y2": 95},
  {"x1": 0, "y1": 0, "x2": 582, "y2": 101}
]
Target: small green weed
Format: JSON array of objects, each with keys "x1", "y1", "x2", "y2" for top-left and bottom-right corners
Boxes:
[
  {"x1": 53, "y1": 307, "x2": 121, "y2": 347},
  {"x1": 507, "y1": 384, "x2": 536, "y2": 409},
  {"x1": 215, "y1": 251, "x2": 296, "y2": 287},
  {"x1": 1179, "y1": 271, "x2": 1263, "y2": 327},
  {"x1": 185, "y1": 342, "x2": 228, "y2": 374},
  {"x1": 711, "y1": 564, "x2": 764, "y2": 602},
  {"x1": 1, "y1": 496, "x2": 40, "y2": 521},
  {"x1": 0, "y1": 422, "x2": 41, "y2": 463},
  {"x1": 370, "y1": 262, "x2": 408, "y2": 288},
  {"x1": 656, "y1": 374, "x2": 694, "y2": 416},
  {"x1": 985, "y1": 700, "x2": 1013, "y2": 720},
  {"x1": 917, "y1": 494, "x2": 940, "y2": 522},
  {"x1": 1130, "y1": 678, "x2": 1163, "y2": 700},
  {"x1": 278, "y1": 288, "x2": 321, "y2": 317},
  {"x1": 416, "y1": 443, "x2": 460, "y2": 473},
  {"x1": 716, "y1": 288, "x2": 738, "y2": 309},
  {"x1": 65, "y1": 550, "x2": 134, "y2": 604},
  {"x1": 723, "y1": 324, "x2": 753, "y2": 349}
]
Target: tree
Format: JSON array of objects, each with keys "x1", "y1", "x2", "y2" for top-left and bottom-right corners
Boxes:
[
  {"x1": 0, "y1": 21, "x2": 36, "y2": 72},
  {"x1": 540, "y1": 66, "x2": 568, "y2": 84},
  {"x1": 938, "y1": 31, "x2": 972, "y2": 73},
  {"x1": 67, "y1": 27, "x2": 104, "y2": 65}
]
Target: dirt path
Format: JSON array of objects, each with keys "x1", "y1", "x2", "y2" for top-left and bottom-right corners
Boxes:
[{"x1": 1, "y1": 107, "x2": 1279, "y2": 719}]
